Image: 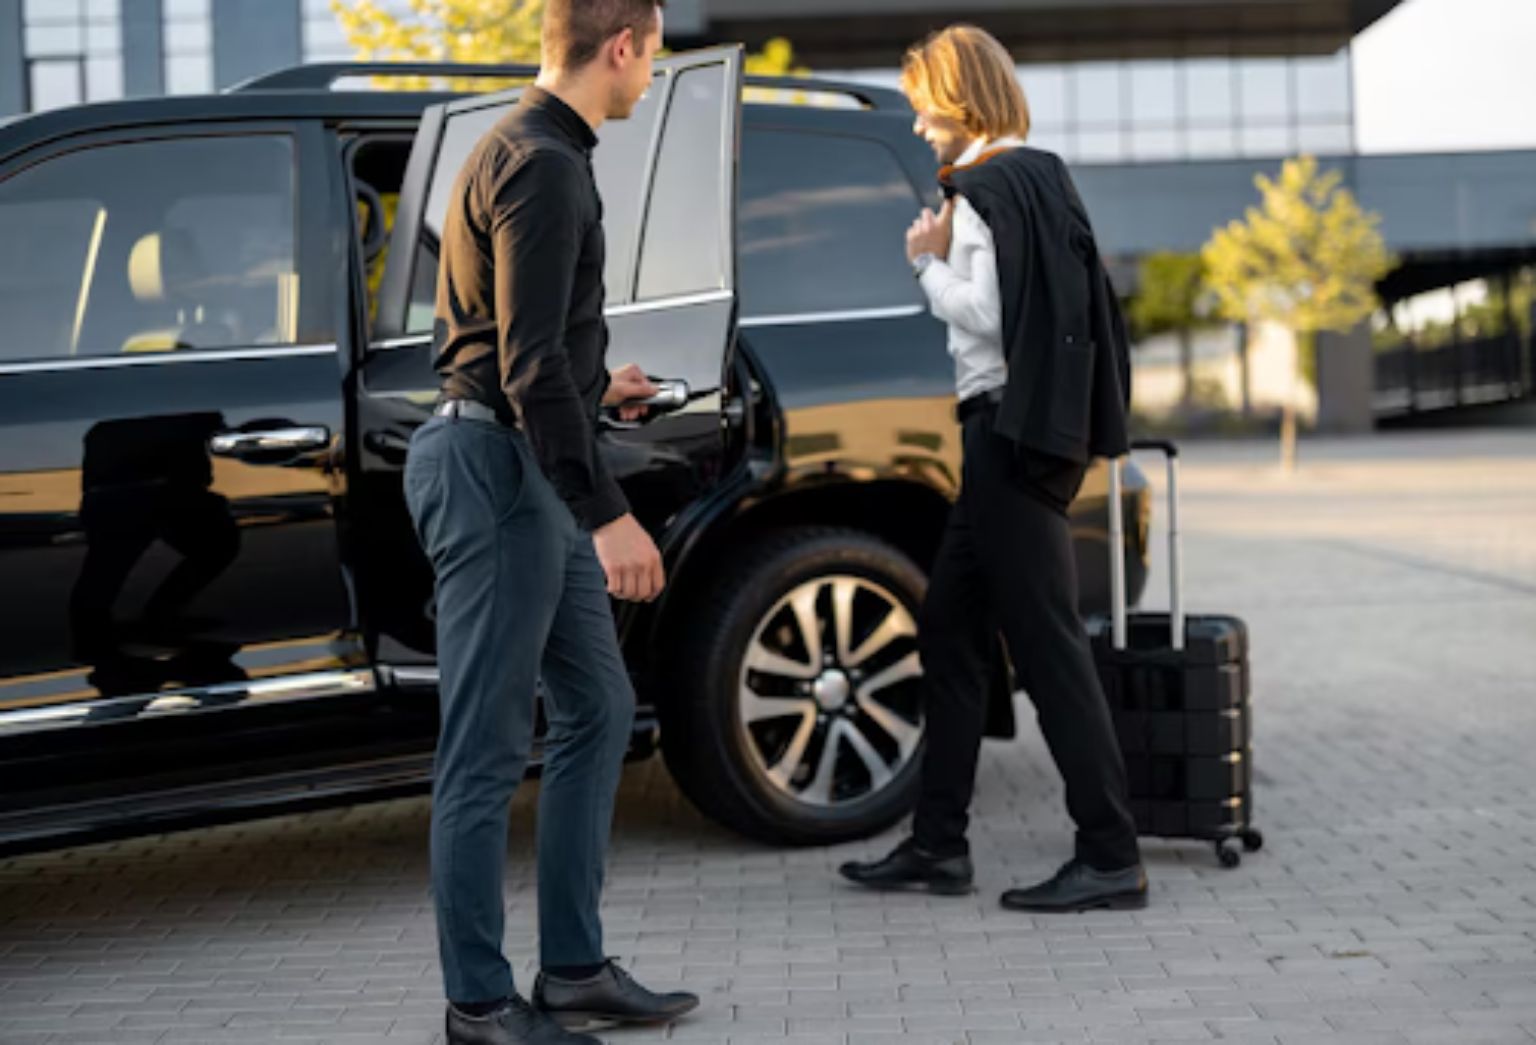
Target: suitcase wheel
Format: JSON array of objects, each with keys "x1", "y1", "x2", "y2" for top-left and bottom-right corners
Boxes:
[
  {"x1": 1241, "y1": 829, "x2": 1264, "y2": 853},
  {"x1": 1216, "y1": 841, "x2": 1242, "y2": 868}
]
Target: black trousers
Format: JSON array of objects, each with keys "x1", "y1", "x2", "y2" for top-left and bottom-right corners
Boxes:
[{"x1": 911, "y1": 409, "x2": 1141, "y2": 872}]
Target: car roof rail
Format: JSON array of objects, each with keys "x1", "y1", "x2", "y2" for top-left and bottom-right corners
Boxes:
[
  {"x1": 743, "y1": 75, "x2": 905, "y2": 112},
  {"x1": 232, "y1": 62, "x2": 906, "y2": 111},
  {"x1": 229, "y1": 62, "x2": 540, "y2": 92}
]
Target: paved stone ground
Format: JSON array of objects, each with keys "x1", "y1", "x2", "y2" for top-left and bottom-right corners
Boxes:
[{"x1": 2, "y1": 429, "x2": 1534, "y2": 1045}]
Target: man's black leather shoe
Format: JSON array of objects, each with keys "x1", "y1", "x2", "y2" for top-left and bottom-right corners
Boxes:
[
  {"x1": 446, "y1": 996, "x2": 597, "y2": 1045},
  {"x1": 533, "y1": 960, "x2": 699, "y2": 1030},
  {"x1": 838, "y1": 838, "x2": 975, "y2": 895},
  {"x1": 999, "y1": 859, "x2": 1148, "y2": 913}
]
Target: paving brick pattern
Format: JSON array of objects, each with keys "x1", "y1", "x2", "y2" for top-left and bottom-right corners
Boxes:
[{"x1": 2, "y1": 431, "x2": 1534, "y2": 1044}]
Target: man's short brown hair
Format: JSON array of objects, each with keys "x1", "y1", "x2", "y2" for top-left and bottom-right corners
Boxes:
[
  {"x1": 902, "y1": 24, "x2": 1031, "y2": 142},
  {"x1": 543, "y1": 0, "x2": 665, "y2": 72}
]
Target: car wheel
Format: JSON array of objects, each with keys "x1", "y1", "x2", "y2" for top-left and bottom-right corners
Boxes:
[{"x1": 661, "y1": 528, "x2": 928, "y2": 845}]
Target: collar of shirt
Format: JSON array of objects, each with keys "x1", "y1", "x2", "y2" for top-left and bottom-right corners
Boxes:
[
  {"x1": 520, "y1": 86, "x2": 599, "y2": 154},
  {"x1": 955, "y1": 135, "x2": 1026, "y2": 167},
  {"x1": 939, "y1": 136, "x2": 1027, "y2": 198}
]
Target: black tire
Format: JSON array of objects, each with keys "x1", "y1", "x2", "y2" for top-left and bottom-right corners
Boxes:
[{"x1": 659, "y1": 527, "x2": 929, "y2": 845}]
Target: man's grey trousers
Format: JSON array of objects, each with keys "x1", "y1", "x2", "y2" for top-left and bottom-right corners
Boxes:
[{"x1": 404, "y1": 413, "x2": 633, "y2": 1005}]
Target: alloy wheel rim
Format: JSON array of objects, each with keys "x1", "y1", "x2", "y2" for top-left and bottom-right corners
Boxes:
[{"x1": 736, "y1": 574, "x2": 925, "y2": 808}]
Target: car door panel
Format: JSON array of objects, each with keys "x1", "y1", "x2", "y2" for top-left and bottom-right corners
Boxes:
[{"x1": 0, "y1": 124, "x2": 360, "y2": 816}]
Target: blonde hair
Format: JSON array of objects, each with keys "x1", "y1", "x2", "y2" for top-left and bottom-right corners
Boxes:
[{"x1": 901, "y1": 24, "x2": 1031, "y2": 142}]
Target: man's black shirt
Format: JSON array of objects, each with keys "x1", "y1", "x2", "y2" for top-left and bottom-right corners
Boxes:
[{"x1": 433, "y1": 86, "x2": 628, "y2": 531}]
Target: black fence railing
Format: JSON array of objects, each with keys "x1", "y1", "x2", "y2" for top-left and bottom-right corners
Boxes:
[{"x1": 1374, "y1": 331, "x2": 1534, "y2": 417}]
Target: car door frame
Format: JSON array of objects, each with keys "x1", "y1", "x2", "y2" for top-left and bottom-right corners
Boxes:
[
  {"x1": 354, "y1": 48, "x2": 746, "y2": 678},
  {"x1": 372, "y1": 48, "x2": 744, "y2": 339}
]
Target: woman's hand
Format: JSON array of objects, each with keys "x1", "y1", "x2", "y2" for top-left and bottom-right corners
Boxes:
[{"x1": 906, "y1": 199, "x2": 955, "y2": 262}]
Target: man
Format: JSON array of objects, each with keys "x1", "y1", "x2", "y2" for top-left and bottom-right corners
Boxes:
[
  {"x1": 840, "y1": 24, "x2": 1148, "y2": 914},
  {"x1": 403, "y1": 2, "x2": 698, "y2": 1042}
]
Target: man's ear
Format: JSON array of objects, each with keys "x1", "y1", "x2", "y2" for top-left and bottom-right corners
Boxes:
[{"x1": 611, "y1": 26, "x2": 636, "y2": 64}]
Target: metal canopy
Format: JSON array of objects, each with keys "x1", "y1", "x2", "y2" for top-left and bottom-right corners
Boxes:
[{"x1": 676, "y1": 0, "x2": 1403, "y2": 66}]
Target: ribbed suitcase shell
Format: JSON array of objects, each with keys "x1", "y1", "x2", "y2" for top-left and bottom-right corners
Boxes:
[{"x1": 1091, "y1": 444, "x2": 1263, "y2": 867}]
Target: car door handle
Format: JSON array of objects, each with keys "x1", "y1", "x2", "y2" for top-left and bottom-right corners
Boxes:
[
  {"x1": 636, "y1": 379, "x2": 690, "y2": 410},
  {"x1": 601, "y1": 379, "x2": 692, "y2": 431},
  {"x1": 209, "y1": 426, "x2": 331, "y2": 456}
]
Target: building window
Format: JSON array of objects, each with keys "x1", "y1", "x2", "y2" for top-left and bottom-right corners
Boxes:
[
  {"x1": 1072, "y1": 62, "x2": 1124, "y2": 127},
  {"x1": 162, "y1": 0, "x2": 211, "y2": 95},
  {"x1": 1183, "y1": 57, "x2": 1236, "y2": 125},
  {"x1": 1022, "y1": 64, "x2": 1068, "y2": 132},
  {"x1": 21, "y1": 0, "x2": 123, "y2": 111},
  {"x1": 301, "y1": 0, "x2": 352, "y2": 62},
  {"x1": 1295, "y1": 51, "x2": 1352, "y2": 121},
  {"x1": 1129, "y1": 61, "x2": 1179, "y2": 125}
]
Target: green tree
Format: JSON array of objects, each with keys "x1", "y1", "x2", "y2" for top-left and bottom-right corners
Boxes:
[
  {"x1": 744, "y1": 37, "x2": 807, "y2": 76},
  {"x1": 1202, "y1": 155, "x2": 1394, "y2": 471},
  {"x1": 1128, "y1": 251, "x2": 1215, "y2": 413},
  {"x1": 332, "y1": 0, "x2": 544, "y2": 91},
  {"x1": 331, "y1": 0, "x2": 806, "y2": 89}
]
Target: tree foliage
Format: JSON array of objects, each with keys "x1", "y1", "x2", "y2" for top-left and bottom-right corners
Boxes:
[
  {"x1": 1202, "y1": 155, "x2": 1393, "y2": 337},
  {"x1": 332, "y1": 0, "x2": 806, "y2": 89},
  {"x1": 1200, "y1": 155, "x2": 1395, "y2": 469},
  {"x1": 332, "y1": 0, "x2": 544, "y2": 91},
  {"x1": 1129, "y1": 252, "x2": 1212, "y2": 340}
]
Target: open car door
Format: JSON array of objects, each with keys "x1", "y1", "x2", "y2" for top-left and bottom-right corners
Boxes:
[{"x1": 354, "y1": 48, "x2": 745, "y2": 666}]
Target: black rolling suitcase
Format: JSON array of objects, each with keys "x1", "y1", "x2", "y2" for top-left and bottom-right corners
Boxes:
[{"x1": 1088, "y1": 439, "x2": 1264, "y2": 868}]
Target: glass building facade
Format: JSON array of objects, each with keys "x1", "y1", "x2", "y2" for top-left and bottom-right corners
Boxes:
[
  {"x1": 5, "y1": 1, "x2": 1356, "y2": 164},
  {"x1": 1022, "y1": 51, "x2": 1356, "y2": 163},
  {"x1": 3, "y1": 0, "x2": 412, "y2": 113}
]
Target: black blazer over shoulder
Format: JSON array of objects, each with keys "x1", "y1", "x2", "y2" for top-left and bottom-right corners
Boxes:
[{"x1": 948, "y1": 147, "x2": 1131, "y2": 463}]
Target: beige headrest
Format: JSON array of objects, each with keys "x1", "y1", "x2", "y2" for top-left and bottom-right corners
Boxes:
[
  {"x1": 128, "y1": 229, "x2": 201, "y2": 303},
  {"x1": 128, "y1": 233, "x2": 166, "y2": 302}
]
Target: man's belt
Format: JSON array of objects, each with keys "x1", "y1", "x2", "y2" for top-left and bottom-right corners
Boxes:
[{"x1": 435, "y1": 398, "x2": 509, "y2": 426}]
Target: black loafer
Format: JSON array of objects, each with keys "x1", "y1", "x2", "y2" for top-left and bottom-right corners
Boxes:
[
  {"x1": 446, "y1": 996, "x2": 598, "y2": 1045},
  {"x1": 839, "y1": 838, "x2": 975, "y2": 896},
  {"x1": 999, "y1": 859, "x2": 1148, "y2": 913},
  {"x1": 533, "y1": 960, "x2": 699, "y2": 1031}
]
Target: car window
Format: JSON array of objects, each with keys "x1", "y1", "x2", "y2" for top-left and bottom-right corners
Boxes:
[
  {"x1": 739, "y1": 129, "x2": 924, "y2": 320},
  {"x1": 423, "y1": 106, "x2": 501, "y2": 245},
  {"x1": 0, "y1": 135, "x2": 298, "y2": 364},
  {"x1": 410, "y1": 85, "x2": 664, "y2": 331},
  {"x1": 636, "y1": 62, "x2": 730, "y2": 301}
]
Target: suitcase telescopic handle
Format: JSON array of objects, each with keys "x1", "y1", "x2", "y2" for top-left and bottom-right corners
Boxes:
[{"x1": 1108, "y1": 440, "x2": 1185, "y2": 653}]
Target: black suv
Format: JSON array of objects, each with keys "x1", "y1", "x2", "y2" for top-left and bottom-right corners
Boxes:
[{"x1": 0, "y1": 54, "x2": 1149, "y2": 852}]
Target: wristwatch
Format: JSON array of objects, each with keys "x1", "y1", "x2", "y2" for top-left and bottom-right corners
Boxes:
[{"x1": 911, "y1": 252, "x2": 938, "y2": 280}]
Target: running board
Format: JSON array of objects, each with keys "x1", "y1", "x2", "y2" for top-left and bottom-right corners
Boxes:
[{"x1": 0, "y1": 709, "x2": 658, "y2": 855}]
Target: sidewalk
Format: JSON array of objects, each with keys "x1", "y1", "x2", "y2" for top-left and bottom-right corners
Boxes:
[{"x1": 2, "y1": 429, "x2": 1534, "y2": 1044}]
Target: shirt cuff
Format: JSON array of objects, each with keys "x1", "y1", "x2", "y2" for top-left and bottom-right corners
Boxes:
[
  {"x1": 918, "y1": 260, "x2": 956, "y2": 310},
  {"x1": 915, "y1": 256, "x2": 952, "y2": 293},
  {"x1": 575, "y1": 466, "x2": 630, "y2": 532}
]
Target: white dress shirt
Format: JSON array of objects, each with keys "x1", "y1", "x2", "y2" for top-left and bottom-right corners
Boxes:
[{"x1": 916, "y1": 136, "x2": 1023, "y2": 403}]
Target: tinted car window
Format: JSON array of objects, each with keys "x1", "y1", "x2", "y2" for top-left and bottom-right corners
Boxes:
[
  {"x1": 636, "y1": 62, "x2": 729, "y2": 301},
  {"x1": 0, "y1": 135, "x2": 297, "y2": 363},
  {"x1": 739, "y1": 129, "x2": 923, "y2": 320},
  {"x1": 413, "y1": 85, "x2": 663, "y2": 329}
]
